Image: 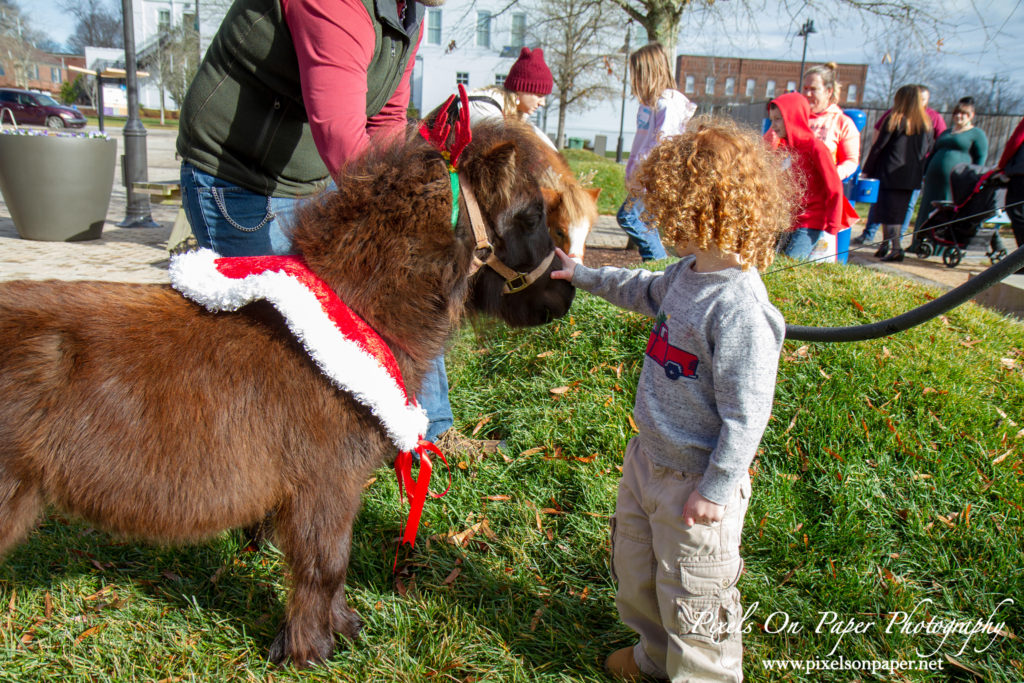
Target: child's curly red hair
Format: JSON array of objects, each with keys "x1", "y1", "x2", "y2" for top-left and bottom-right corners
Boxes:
[{"x1": 633, "y1": 116, "x2": 797, "y2": 271}]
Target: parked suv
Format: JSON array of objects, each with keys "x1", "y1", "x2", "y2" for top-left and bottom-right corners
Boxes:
[{"x1": 0, "y1": 88, "x2": 87, "y2": 129}]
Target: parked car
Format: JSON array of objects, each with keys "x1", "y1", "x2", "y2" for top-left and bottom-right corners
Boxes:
[{"x1": 0, "y1": 88, "x2": 87, "y2": 129}]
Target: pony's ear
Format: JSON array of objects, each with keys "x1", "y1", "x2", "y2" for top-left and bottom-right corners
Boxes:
[
  {"x1": 541, "y1": 187, "x2": 561, "y2": 210},
  {"x1": 586, "y1": 187, "x2": 602, "y2": 200},
  {"x1": 479, "y1": 141, "x2": 518, "y2": 191}
]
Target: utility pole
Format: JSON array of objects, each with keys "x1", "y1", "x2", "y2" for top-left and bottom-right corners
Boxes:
[
  {"x1": 796, "y1": 19, "x2": 816, "y2": 87},
  {"x1": 615, "y1": 21, "x2": 631, "y2": 164},
  {"x1": 119, "y1": 0, "x2": 158, "y2": 228}
]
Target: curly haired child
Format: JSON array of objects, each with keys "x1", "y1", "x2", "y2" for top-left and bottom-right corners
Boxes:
[{"x1": 552, "y1": 117, "x2": 795, "y2": 681}]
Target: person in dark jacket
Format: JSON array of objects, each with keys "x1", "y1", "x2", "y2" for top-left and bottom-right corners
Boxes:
[{"x1": 861, "y1": 84, "x2": 934, "y2": 262}]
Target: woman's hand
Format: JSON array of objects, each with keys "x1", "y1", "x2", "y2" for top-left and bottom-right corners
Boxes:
[
  {"x1": 550, "y1": 248, "x2": 577, "y2": 281},
  {"x1": 682, "y1": 488, "x2": 725, "y2": 527}
]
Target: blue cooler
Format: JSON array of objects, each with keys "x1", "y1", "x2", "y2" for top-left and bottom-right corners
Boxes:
[{"x1": 843, "y1": 108, "x2": 867, "y2": 133}]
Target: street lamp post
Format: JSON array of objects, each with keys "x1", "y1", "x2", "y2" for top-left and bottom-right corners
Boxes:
[
  {"x1": 796, "y1": 19, "x2": 816, "y2": 88},
  {"x1": 118, "y1": 0, "x2": 158, "y2": 228},
  {"x1": 615, "y1": 21, "x2": 632, "y2": 164}
]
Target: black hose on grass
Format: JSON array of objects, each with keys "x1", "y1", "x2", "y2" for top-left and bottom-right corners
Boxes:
[{"x1": 785, "y1": 245, "x2": 1024, "y2": 342}]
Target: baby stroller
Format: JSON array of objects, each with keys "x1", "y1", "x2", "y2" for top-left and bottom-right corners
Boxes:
[{"x1": 913, "y1": 163, "x2": 1010, "y2": 268}]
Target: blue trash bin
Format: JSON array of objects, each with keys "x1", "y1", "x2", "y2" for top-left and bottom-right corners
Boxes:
[{"x1": 843, "y1": 108, "x2": 866, "y2": 133}]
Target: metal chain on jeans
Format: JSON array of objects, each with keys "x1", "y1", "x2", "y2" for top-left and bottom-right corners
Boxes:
[{"x1": 211, "y1": 188, "x2": 276, "y2": 232}]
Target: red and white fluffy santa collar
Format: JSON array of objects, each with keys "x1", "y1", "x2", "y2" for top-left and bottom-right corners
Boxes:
[{"x1": 169, "y1": 248, "x2": 426, "y2": 452}]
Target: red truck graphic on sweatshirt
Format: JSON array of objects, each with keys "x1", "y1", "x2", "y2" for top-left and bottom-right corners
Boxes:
[{"x1": 645, "y1": 316, "x2": 699, "y2": 380}]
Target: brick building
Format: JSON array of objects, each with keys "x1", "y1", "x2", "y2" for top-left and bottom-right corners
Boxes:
[
  {"x1": 0, "y1": 37, "x2": 85, "y2": 96},
  {"x1": 675, "y1": 54, "x2": 868, "y2": 107}
]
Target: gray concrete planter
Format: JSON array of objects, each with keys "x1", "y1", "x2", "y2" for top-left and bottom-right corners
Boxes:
[{"x1": 0, "y1": 132, "x2": 117, "y2": 241}]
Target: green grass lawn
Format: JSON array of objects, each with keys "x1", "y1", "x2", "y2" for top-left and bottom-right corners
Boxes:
[
  {"x1": 562, "y1": 149, "x2": 626, "y2": 215},
  {"x1": 1, "y1": 264, "x2": 1022, "y2": 679}
]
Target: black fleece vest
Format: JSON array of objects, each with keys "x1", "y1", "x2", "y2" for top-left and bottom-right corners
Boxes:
[{"x1": 177, "y1": 0, "x2": 421, "y2": 197}]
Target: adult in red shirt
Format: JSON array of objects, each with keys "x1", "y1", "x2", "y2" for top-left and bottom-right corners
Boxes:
[{"x1": 177, "y1": 0, "x2": 457, "y2": 443}]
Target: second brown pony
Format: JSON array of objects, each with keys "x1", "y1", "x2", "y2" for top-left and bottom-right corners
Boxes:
[{"x1": 0, "y1": 120, "x2": 574, "y2": 666}]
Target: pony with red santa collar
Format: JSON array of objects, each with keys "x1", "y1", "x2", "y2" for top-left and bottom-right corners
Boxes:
[{"x1": 0, "y1": 91, "x2": 573, "y2": 667}]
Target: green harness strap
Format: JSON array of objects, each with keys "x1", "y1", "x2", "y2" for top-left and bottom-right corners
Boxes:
[{"x1": 448, "y1": 168, "x2": 460, "y2": 229}]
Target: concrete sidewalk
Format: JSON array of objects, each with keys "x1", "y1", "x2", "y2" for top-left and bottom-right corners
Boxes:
[{"x1": 0, "y1": 124, "x2": 1019, "y2": 321}]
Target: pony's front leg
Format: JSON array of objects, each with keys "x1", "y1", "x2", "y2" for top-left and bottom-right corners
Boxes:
[{"x1": 267, "y1": 489, "x2": 361, "y2": 667}]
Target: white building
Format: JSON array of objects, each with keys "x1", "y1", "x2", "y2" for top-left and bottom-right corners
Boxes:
[{"x1": 130, "y1": 0, "x2": 643, "y2": 150}]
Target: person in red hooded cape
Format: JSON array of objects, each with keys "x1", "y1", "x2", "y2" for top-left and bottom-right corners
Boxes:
[
  {"x1": 998, "y1": 116, "x2": 1024, "y2": 255},
  {"x1": 767, "y1": 92, "x2": 858, "y2": 260}
]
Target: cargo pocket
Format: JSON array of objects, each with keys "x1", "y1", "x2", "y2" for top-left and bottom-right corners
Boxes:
[{"x1": 675, "y1": 557, "x2": 743, "y2": 645}]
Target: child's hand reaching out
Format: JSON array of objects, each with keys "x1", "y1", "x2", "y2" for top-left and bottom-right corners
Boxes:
[
  {"x1": 683, "y1": 488, "x2": 725, "y2": 527},
  {"x1": 550, "y1": 248, "x2": 577, "y2": 281}
]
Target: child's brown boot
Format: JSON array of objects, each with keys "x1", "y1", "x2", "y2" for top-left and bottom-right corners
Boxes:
[{"x1": 604, "y1": 645, "x2": 642, "y2": 680}]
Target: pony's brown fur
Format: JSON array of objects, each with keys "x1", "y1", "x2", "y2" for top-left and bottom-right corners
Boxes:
[
  {"x1": 537, "y1": 145, "x2": 601, "y2": 260},
  {"x1": 0, "y1": 120, "x2": 573, "y2": 667}
]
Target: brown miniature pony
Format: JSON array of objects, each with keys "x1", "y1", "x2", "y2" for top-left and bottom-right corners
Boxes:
[
  {"x1": 540, "y1": 146, "x2": 601, "y2": 263},
  {"x1": 0, "y1": 119, "x2": 573, "y2": 666}
]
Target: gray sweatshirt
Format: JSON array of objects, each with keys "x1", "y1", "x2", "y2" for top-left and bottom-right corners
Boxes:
[{"x1": 573, "y1": 256, "x2": 785, "y2": 504}]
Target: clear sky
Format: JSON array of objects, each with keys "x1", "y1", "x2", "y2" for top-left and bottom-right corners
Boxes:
[{"x1": 23, "y1": 0, "x2": 1024, "y2": 84}]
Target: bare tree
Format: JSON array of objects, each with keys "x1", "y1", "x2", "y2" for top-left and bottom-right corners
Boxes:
[
  {"x1": 142, "y1": 23, "x2": 200, "y2": 123},
  {"x1": 863, "y1": 33, "x2": 934, "y2": 106},
  {"x1": 60, "y1": 0, "x2": 123, "y2": 53},
  {"x1": 530, "y1": 0, "x2": 621, "y2": 148},
  {"x1": 0, "y1": 2, "x2": 51, "y2": 89},
  {"x1": 603, "y1": 0, "x2": 943, "y2": 71}
]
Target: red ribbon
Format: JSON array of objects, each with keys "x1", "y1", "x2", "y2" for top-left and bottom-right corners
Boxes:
[{"x1": 393, "y1": 440, "x2": 451, "y2": 568}]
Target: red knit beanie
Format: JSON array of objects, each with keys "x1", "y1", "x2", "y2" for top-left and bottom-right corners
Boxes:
[{"x1": 504, "y1": 47, "x2": 553, "y2": 96}]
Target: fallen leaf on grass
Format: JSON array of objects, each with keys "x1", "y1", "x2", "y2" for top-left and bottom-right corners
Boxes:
[
  {"x1": 944, "y1": 655, "x2": 983, "y2": 678},
  {"x1": 362, "y1": 476, "x2": 377, "y2": 489},
  {"x1": 850, "y1": 298, "x2": 865, "y2": 313},
  {"x1": 921, "y1": 387, "x2": 947, "y2": 395},
  {"x1": 82, "y1": 586, "x2": 114, "y2": 601},
  {"x1": 483, "y1": 495, "x2": 511, "y2": 501},
  {"x1": 819, "y1": 369, "x2": 831, "y2": 380},
  {"x1": 44, "y1": 592, "x2": 52, "y2": 620},
  {"x1": 74, "y1": 623, "x2": 107, "y2": 645},
  {"x1": 529, "y1": 607, "x2": 545, "y2": 632},
  {"x1": 960, "y1": 339, "x2": 981, "y2": 348},
  {"x1": 536, "y1": 350, "x2": 555, "y2": 358},
  {"x1": 995, "y1": 407, "x2": 1019, "y2": 426},
  {"x1": 880, "y1": 346, "x2": 891, "y2": 359},
  {"x1": 21, "y1": 618, "x2": 45, "y2": 645},
  {"x1": 575, "y1": 454, "x2": 599, "y2": 463},
  {"x1": 913, "y1": 473, "x2": 933, "y2": 480},
  {"x1": 1001, "y1": 358, "x2": 1019, "y2": 371},
  {"x1": 549, "y1": 386, "x2": 571, "y2": 396},
  {"x1": 992, "y1": 450, "x2": 1011, "y2": 465},
  {"x1": 628, "y1": 415, "x2": 639, "y2": 433},
  {"x1": 161, "y1": 570, "x2": 182, "y2": 582},
  {"x1": 441, "y1": 568, "x2": 461, "y2": 586},
  {"x1": 777, "y1": 473, "x2": 800, "y2": 481},
  {"x1": 519, "y1": 446, "x2": 545, "y2": 457},
  {"x1": 471, "y1": 416, "x2": 491, "y2": 436}
]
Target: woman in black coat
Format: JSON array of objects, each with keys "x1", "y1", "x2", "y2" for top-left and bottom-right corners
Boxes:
[{"x1": 861, "y1": 84, "x2": 935, "y2": 261}]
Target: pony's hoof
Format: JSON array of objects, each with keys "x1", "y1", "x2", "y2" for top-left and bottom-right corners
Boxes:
[
  {"x1": 268, "y1": 627, "x2": 335, "y2": 668},
  {"x1": 333, "y1": 607, "x2": 364, "y2": 640}
]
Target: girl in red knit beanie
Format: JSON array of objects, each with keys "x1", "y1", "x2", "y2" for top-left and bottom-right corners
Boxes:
[{"x1": 467, "y1": 46, "x2": 553, "y2": 126}]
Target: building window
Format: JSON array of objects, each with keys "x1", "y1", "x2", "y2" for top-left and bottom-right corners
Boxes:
[
  {"x1": 31, "y1": 64, "x2": 39, "y2": 80},
  {"x1": 495, "y1": 73, "x2": 506, "y2": 87},
  {"x1": 476, "y1": 11, "x2": 491, "y2": 48},
  {"x1": 182, "y1": 12, "x2": 196, "y2": 29},
  {"x1": 427, "y1": 9, "x2": 442, "y2": 45},
  {"x1": 511, "y1": 13, "x2": 526, "y2": 49},
  {"x1": 724, "y1": 77, "x2": 735, "y2": 96},
  {"x1": 765, "y1": 79, "x2": 776, "y2": 98},
  {"x1": 745, "y1": 78, "x2": 755, "y2": 97},
  {"x1": 158, "y1": 9, "x2": 171, "y2": 31},
  {"x1": 684, "y1": 75, "x2": 694, "y2": 93},
  {"x1": 786, "y1": 81, "x2": 796, "y2": 92},
  {"x1": 847, "y1": 84, "x2": 858, "y2": 103},
  {"x1": 456, "y1": 72, "x2": 469, "y2": 86},
  {"x1": 705, "y1": 76, "x2": 715, "y2": 95},
  {"x1": 52, "y1": 67, "x2": 61, "y2": 83}
]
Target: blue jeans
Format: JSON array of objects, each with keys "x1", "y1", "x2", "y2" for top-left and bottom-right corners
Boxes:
[
  {"x1": 617, "y1": 197, "x2": 667, "y2": 261},
  {"x1": 180, "y1": 161, "x2": 454, "y2": 440},
  {"x1": 782, "y1": 228, "x2": 823, "y2": 260},
  {"x1": 859, "y1": 189, "x2": 920, "y2": 243}
]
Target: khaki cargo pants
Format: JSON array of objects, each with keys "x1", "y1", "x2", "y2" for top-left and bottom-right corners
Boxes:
[{"x1": 610, "y1": 438, "x2": 751, "y2": 682}]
